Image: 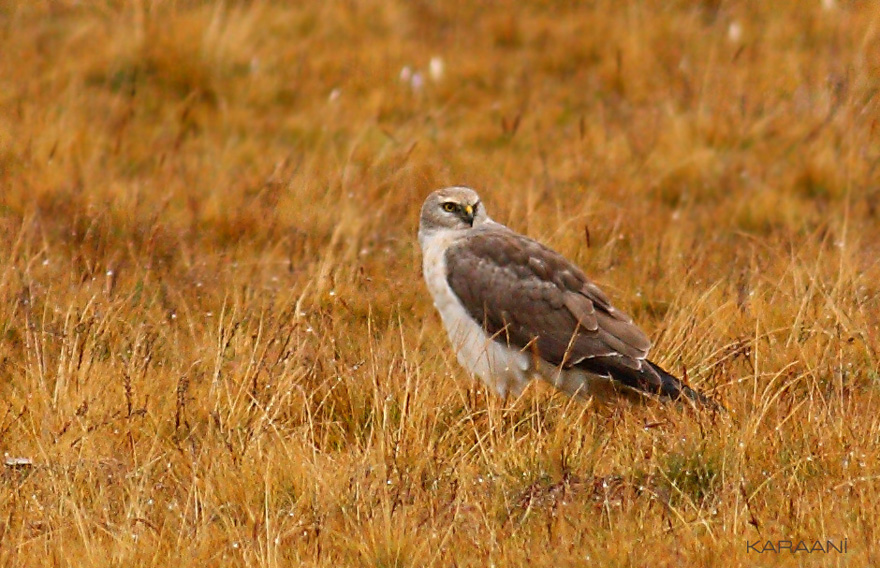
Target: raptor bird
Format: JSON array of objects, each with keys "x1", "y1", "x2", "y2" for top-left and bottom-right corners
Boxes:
[{"x1": 418, "y1": 186, "x2": 714, "y2": 406}]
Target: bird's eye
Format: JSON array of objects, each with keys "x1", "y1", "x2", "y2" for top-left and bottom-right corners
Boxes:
[{"x1": 442, "y1": 202, "x2": 457, "y2": 213}]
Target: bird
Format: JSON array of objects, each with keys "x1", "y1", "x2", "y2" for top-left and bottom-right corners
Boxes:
[{"x1": 417, "y1": 186, "x2": 715, "y2": 407}]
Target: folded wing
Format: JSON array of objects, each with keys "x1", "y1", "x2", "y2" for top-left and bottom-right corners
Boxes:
[{"x1": 444, "y1": 227, "x2": 651, "y2": 370}]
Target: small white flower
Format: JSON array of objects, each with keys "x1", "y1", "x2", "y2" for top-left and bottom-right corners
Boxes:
[
  {"x1": 728, "y1": 21, "x2": 742, "y2": 43},
  {"x1": 429, "y1": 56, "x2": 445, "y2": 81},
  {"x1": 410, "y1": 71, "x2": 424, "y2": 92}
]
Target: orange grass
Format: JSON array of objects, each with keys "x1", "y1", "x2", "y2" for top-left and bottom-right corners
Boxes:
[{"x1": 2, "y1": 1, "x2": 880, "y2": 566}]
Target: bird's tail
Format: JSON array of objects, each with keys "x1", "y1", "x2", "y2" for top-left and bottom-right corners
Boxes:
[
  {"x1": 575, "y1": 356, "x2": 722, "y2": 409},
  {"x1": 645, "y1": 360, "x2": 721, "y2": 409}
]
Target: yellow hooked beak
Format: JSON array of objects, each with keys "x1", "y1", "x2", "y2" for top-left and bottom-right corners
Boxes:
[{"x1": 463, "y1": 204, "x2": 474, "y2": 224}]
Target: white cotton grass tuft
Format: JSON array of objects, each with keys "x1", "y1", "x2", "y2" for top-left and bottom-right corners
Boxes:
[
  {"x1": 727, "y1": 21, "x2": 742, "y2": 43},
  {"x1": 400, "y1": 59, "x2": 444, "y2": 92},
  {"x1": 410, "y1": 71, "x2": 424, "y2": 92},
  {"x1": 429, "y1": 56, "x2": 445, "y2": 82}
]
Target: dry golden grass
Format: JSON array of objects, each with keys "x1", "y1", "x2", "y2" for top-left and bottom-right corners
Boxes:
[{"x1": 1, "y1": 1, "x2": 880, "y2": 566}]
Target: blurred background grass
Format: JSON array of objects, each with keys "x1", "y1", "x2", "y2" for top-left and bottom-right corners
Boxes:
[{"x1": 1, "y1": 1, "x2": 879, "y2": 566}]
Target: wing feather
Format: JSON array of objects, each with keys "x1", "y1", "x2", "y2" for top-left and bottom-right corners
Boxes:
[{"x1": 445, "y1": 226, "x2": 651, "y2": 369}]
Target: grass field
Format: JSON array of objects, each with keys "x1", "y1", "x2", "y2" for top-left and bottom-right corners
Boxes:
[{"x1": 2, "y1": 1, "x2": 880, "y2": 566}]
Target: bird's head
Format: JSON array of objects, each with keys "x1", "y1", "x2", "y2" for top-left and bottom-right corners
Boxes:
[{"x1": 419, "y1": 187, "x2": 489, "y2": 235}]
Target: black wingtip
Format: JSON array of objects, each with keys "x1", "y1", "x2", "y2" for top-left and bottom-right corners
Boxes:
[
  {"x1": 645, "y1": 360, "x2": 724, "y2": 411},
  {"x1": 574, "y1": 356, "x2": 724, "y2": 410}
]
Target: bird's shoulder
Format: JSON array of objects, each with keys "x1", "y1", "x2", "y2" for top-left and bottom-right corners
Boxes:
[{"x1": 445, "y1": 224, "x2": 616, "y2": 311}]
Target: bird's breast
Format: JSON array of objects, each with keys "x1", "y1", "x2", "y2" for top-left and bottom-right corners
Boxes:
[{"x1": 420, "y1": 232, "x2": 461, "y2": 312}]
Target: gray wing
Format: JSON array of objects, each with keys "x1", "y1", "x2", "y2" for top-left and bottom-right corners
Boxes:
[{"x1": 445, "y1": 226, "x2": 651, "y2": 371}]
